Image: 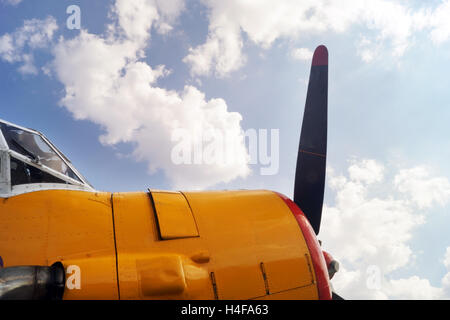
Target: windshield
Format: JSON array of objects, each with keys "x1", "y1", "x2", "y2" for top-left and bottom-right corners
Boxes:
[{"x1": 0, "y1": 122, "x2": 82, "y2": 183}]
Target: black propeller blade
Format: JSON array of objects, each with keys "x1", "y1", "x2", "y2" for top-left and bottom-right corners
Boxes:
[
  {"x1": 293, "y1": 45, "x2": 328, "y2": 235},
  {"x1": 332, "y1": 292, "x2": 344, "y2": 300}
]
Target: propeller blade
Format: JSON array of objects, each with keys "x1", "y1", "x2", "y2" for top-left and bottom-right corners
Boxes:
[
  {"x1": 332, "y1": 292, "x2": 344, "y2": 300},
  {"x1": 293, "y1": 45, "x2": 328, "y2": 235}
]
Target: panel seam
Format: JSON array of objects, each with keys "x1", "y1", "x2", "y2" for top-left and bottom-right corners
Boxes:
[{"x1": 110, "y1": 193, "x2": 121, "y2": 300}]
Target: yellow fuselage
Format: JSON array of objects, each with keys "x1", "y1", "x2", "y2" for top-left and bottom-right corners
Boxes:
[{"x1": 0, "y1": 189, "x2": 330, "y2": 300}]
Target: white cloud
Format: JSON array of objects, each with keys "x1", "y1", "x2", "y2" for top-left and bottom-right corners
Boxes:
[
  {"x1": 18, "y1": 53, "x2": 37, "y2": 74},
  {"x1": 386, "y1": 276, "x2": 443, "y2": 300},
  {"x1": 52, "y1": 0, "x2": 250, "y2": 190},
  {"x1": 429, "y1": 1, "x2": 450, "y2": 45},
  {"x1": 395, "y1": 166, "x2": 450, "y2": 209},
  {"x1": 0, "y1": 34, "x2": 14, "y2": 62},
  {"x1": 184, "y1": 0, "x2": 450, "y2": 77},
  {"x1": 356, "y1": 36, "x2": 382, "y2": 63},
  {"x1": 444, "y1": 248, "x2": 450, "y2": 269},
  {"x1": 154, "y1": 0, "x2": 186, "y2": 34},
  {"x1": 321, "y1": 159, "x2": 450, "y2": 299},
  {"x1": 291, "y1": 48, "x2": 313, "y2": 61},
  {"x1": 348, "y1": 159, "x2": 384, "y2": 184},
  {"x1": 112, "y1": 0, "x2": 159, "y2": 43},
  {"x1": 0, "y1": 16, "x2": 57, "y2": 74},
  {"x1": 183, "y1": 4, "x2": 245, "y2": 78},
  {"x1": 441, "y1": 248, "x2": 450, "y2": 297},
  {"x1": 111, "y1": 0, "x2": 186, "y2": 42}
]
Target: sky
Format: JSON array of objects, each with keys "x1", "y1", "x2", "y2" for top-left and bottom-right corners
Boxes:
[{"x1": 2, "y1": 0, "x2": 450, "y2": 299}]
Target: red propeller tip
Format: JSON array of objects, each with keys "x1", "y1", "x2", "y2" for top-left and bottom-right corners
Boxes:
[{"x1": 312, "y1": 45, "x2": 328, "y2": 66}]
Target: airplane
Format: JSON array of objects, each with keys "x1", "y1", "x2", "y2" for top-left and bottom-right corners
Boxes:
[{"x1": 0, "y1": 45, "x2": 342, "y2": 300}]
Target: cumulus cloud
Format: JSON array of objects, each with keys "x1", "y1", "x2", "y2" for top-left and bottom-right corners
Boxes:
[
  {"x1": 429, "y1": 1, "x2": 450, "y2": 45},
  {"x1": 183, "y1": 1, "x2": 245, "y2": 78},
  {"x1": 111, "y1": 0, "x2": 186, "y2": 42},
  {"x1": 348, "y1": 159, "x2": 384, "y2": 184},
  {"x1": 52, "y1": 0, "x2": 250, "y2": 189},
  {"x1": 184, "y1": 0, "x2": 450, "y2": 77},
  {"x1": 321, "y1": 159, "x2": 450, "y2": 299},
  {"x1": 291, "y1": 48, "x2": 313, "y2": 61},
  {"x1": 386, "y1": 276, "x2": 443, "y2": 299},
  {"x1": 395, "y1": 166, "x2": 450, "y2": 209},
  {"x1": 0, "y1": 16, "x2": 57, "y2": 74}
]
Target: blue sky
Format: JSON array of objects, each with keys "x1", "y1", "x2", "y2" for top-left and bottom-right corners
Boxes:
[{"x1": 2, "y1": 0, "x2": 450, "y2": 299}]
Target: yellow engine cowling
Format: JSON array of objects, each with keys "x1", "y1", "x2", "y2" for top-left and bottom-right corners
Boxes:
[{"x1": 0, "y1": 189, "x2": 331, "y2": 300}]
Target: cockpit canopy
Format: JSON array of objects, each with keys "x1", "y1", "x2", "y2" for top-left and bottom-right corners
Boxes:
[{"x1": 0, "y1": 119, "x2": 93, "y2": 196}]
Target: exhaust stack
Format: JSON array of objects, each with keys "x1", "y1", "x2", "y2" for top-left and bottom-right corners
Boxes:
[{"x1": 0, "y1": 262, "x2": 65, "y2": 300}]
